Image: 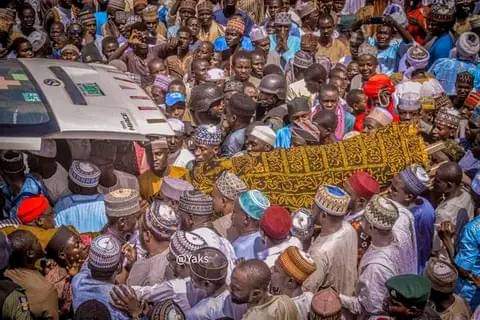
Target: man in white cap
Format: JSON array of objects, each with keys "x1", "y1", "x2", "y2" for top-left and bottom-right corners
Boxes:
[
  {"x1": 159, "y1": 177, "x2": 194, "y2": 208},
  {"x1": 166, "y1": 118, "x2": 195, "y2": 169},
  {"x1": 245, "y1": 124, "x2": 276, "y2": 152},
  {"x1": 397, "y1": 92, "x2": 422, "y2": 122},
  {"x1": 127, "y1": 200, "x2": 179, "y2": 286},
  {"x1": 27, "y1": 139, "x2": 69, "y2": 203},
  {"x1": 54, "y1": 161, "x2": 107, "y2": 233},
  {"x1": 340, "y1": 195, "x2": 405, "y2": 317},
  {"x1": 72, "y1": 235, "x2": 129, "y2": 320},
  {"x1": 212, "y1": 171, "x2": 248, "y2": 241},
  {"x1": 363, "y1": 107, "x2": 394, "y2": 133},
  {"x1": 250, "y1": 26, "x2": 281, "y2": 66},
  {"x1": 303, "y1": 185, "x2": 358, "y2": 296}
]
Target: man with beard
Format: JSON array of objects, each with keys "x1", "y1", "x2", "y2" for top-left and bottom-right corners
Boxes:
[
  {"x1": 138, "y1": 138, "x2": 171, "y2": 201},
  {"x1": 269, "y1": 246, "x2": 316, "y2": 319},
  {"x1": 127, "y1": 201, "x2": 178, "y2": 286},
  {"x1": 212, "y1": 171, "x2": 248, "y2": 241},
  {"x1": 230, "y1": 259, "x2": 299, "y2": 319},
  {"x1": 214, "y1": 16, "x2": 254, "y2": 59},
  {"x1": 190, "y1": 83, "x2": 225, "y2": 125},
  {"x1": 222, "y1": 93, "x2": 256, "y2": 156},
  {"x1": 192, "y1": 125, "x2": 223, "y2": 164},
  {"x1": 425, "y1": 4, "x2": 456, "y2": 66},
  {"x1": 315, "y1": 14, "x2": 349, "y2": 64},
  {"x1": 257, "y1": 73, "x2": 288, "y2": 130},
  {"x1": 6, "y1": 230, "x2": 59, "y2": 319},
  {"x1": 286, "y1": 51, "x2": 314, "y2": 99},
  {"x1": 198, "y1": 1, "x2": 225, "y2": 43},
  {"x1": 214, "y1": 0, "x2": 254, "y2": 36}
]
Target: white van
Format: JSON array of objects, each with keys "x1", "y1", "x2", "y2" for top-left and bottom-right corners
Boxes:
[{"x1": 0, "y1": 58, "x2": 174, "y2": 151}]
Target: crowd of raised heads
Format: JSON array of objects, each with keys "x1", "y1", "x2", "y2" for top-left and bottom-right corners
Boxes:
[{"x1": 2, "y1": 0, "x2": 480, "y2": 319}]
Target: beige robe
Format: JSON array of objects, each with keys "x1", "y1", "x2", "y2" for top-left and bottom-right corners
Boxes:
[
  {"x1": 303, "y1": 221, "x2": 358, "y2": 295},
  {"x1": 127, "y1": 250, "x2": 169, "y2": 286},
  {"x1": 242, "y1": 295, "x2": 300, "y2": 320}
]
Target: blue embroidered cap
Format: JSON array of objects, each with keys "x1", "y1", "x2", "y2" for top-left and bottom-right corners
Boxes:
[
  {"x1": 165, "y1": 92, "x2": 186, "y2": 108},
  {"x1": 238, "y1": 190, "x2": 270, "y2": 220},
  {"x1": 399, "y1": 164, "x2": 430, "y2": 196},
  {"x1": 314, "y1": 185, "x2": 351, "y2": 216}
]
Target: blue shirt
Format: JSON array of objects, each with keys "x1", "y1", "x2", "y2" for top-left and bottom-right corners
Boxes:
[
  {"x1": 0, "y1": 174, "x2": 47, "y2": 218},
  {"x1": 232, "y1": 231, "x2": 264, "y2": 260},
  {"x1": 428, "y1": 32, "x2": 454, "y2": 67},
  {"x1": 367, "y1": 37, "x2": 404, "y2": 75},
  {"x1": 213, "y1": 36, "x2": 254, "y2": 53},
  {"x1": 428, "y1": 58, "x2": 478, "y2": 96},
  {"x1": 222, "y1": 128, "x2": 246, "y2": 157},
  {"x1": 269, "y1": 34, "x2": 301, "y2": 67},
  {"x1": 54, "y1": 193, "x2": 107, "y2": 233},
  {"x1": 213, "y1": 9, "x2": 254, "y2": 35},
  {"x1": 275, "y1": 125, "x2": 292, "y2": 149},
  {"x1": 410, "y1": 196, "x2": 435, "y2": 274},
  {"x1": 72, "y1": 266, "x2": 130, "y2": 320},
  {"x1": 455, "y1": 216, "x2": 480, "y2": 310},
  {"x1": 94, "y1": 11, "x2": 107, "y2": 36}
]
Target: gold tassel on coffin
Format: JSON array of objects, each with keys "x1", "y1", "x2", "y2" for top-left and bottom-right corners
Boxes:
[{"x1": 190, "y1": 124, "x2": 430, "y2": 210}]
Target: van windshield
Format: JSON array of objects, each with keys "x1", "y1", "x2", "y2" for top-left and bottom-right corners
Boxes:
[{"x1": 0, "y1": 60, "x2": 49, "y2": 125}]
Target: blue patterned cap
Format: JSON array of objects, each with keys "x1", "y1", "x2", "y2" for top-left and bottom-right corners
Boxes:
[
  {"x1": 472, "y1": 171, "x2": 480, "y2": 196},
  {"x1": 238, "y1": 190, "x2": 270, "y2": 220},
  {"x1": 314, "y1": 185, "x2": 351, "y2": 216},
  {"x1": 165, "y1": 92, "x2": 186, "y2": 108},
  {"x1": 193, "y1": 125, "x2": 223, "y2": 146},
  {"x1": 69, "y1": 160, "x2": 101, "y2": 188},
  {"x1": 399, "y1": 164, "x2": 430, "y2": 196},
  {"x1": 88, "y1": 235, "x2": 121, "y2": 272}
]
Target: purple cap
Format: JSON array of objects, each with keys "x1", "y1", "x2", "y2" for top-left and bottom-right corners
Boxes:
[{"x1": 161, "y1": 177, "x2": 194, "y2": 201}]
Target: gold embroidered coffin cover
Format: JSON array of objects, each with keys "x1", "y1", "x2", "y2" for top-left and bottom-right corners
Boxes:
[{"x1": 191, "y1": 124, "x2": 429, "y2": 210}]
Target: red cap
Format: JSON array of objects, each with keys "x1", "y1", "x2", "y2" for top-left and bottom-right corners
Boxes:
[
  {"x1": 260, "y1": 205, "x2": 292, "y2": 240},
  {"x1": 347, "y1": 171, "x2": 380, "y2": 200},
  {"x1": 17, "y1": 195, "x2": 50, "y2": 224}
]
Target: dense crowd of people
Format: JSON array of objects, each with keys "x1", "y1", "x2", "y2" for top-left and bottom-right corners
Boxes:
[{"x1": 1, "y1": 0, "x2": 480, "y2": 319}]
